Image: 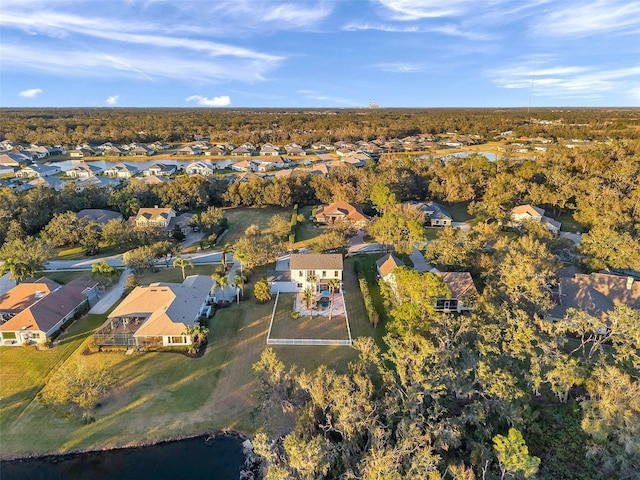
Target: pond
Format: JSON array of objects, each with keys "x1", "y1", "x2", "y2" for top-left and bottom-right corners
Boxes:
[{"x1": 1, "y1": 434, "x2": 246, "y2": 480}]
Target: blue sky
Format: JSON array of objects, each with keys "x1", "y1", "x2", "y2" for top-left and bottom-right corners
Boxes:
[{"x1": 1, "y1": 0, "x2": 639, "y2": 107}]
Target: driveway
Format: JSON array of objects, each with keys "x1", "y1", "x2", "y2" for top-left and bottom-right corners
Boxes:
[
  {"x1": 452, "y1": 222, "x2": 471, "y2": 232},
  {"x1": 409, "y1": 248, "x2": 437, "y2": 273},
  {"x1": 89, "y1": 268, "x2": 132, "y2": 314},
  {"x1": 348, "y1": 230, "x2": 383, "y2": 254}
]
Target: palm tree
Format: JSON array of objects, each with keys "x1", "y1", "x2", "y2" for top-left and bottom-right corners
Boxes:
[
  {"x1": 91, "y1": 261, "x2": 119, "y2": 286},
  {"x1": 173, "y1": 256, "x2": 194, "y2": 280},
  {"x1": 234, "y1": 250, "x2": 246, "y2": 276},
  {"x1": 0, "y1": 258, "x2": 31, "y2": 284},
  {"x1": 306, "y1": 274, "x2": 318, "y2": 293},
  {"x1": 327, "y1": 278, "x2": 341, "y2": 321},
  {"x1": 221, "y1": 243, "x2": 233, "y2": 272},
  {"x1": 302, "y1": 287, "x2": 315, "y2": 320},
  {"x1": 212, "y1": 272, "x2": 229, "y2": 301},
  {"x1": 234, "y1": 274, "x2": 247, "y2": 299}
]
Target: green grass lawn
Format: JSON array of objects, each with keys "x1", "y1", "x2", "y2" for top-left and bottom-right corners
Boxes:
[
  {"x1": 269, "y1": 293, "x2": 349, "y2": 340},
  {"x1": 555, "y1": 212, "x2": 584, "y2": 233},
  {"x1": 222, "y1": 206, "x2": 293, "y2": 245},
  {"x1": 54, "y1": 244, "x2": 124, "y2": 260},
  {"x1": 0, "y1": 257, "x2": 379, "y2": 458}
]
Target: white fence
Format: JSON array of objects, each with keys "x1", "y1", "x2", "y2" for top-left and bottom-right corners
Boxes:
[
  {"x1": 266, "y1": 289, "x2": 353, "y2": 347},
  {"x1": 267, "y1": 338, "x2": 352, "y2": 346}
]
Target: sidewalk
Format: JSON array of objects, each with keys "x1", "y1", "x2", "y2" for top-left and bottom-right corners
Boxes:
[{"x1": 89, "y1": 268, "x2": 131, "y2": 314}]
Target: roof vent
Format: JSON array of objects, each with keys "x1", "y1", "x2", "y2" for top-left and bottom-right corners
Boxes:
[
  {"x1": 627, "y1": 277, "x2": 634, "y2": 290},
  {"x1": 35, "y1": 291, "x2": 44, "y2": 298}
]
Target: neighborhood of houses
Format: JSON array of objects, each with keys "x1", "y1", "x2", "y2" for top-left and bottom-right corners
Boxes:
[
  {"x1": 1, "y1": 190, "x2": 637, "y2": 351},
  {"x1": 0, "y1": 131, "x2": 569, "y2": 193}
]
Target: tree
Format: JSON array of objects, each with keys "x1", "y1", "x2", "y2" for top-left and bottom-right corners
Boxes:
[
  {"x1": 194, "y1": 206, "x2": 224, "y2": 234},
  {"x1": 327, "y1": 278, "x2": 340, "y2": 321},
  {"x1": 493, "y1": 428, "x2": 540, "y2": 479},
  {"x1": 37, "y1": 359, "x2": 115, "y2": 422},
  {"x1": 309, "y1": 230, "x2": 349, "y2": 254},
  {"x1": 221, "y1": 243, "x2": 233, "y2": 272},
  {"x1": 245, "y1": 224, "x2": 261, "y2": 236},
  {"x1": 42, "y1": 211, "x2": 88, "y2": 247},
  {"x1": 233, "y1": 234, "x2": 280, "y2": 270},
  {"x1": 80, "y1": 221, "x2": 101, "y2": 256},
  {"x1": 370, "y1": 182, "x2": 397, "y2": 214},
  {"x1": 254, "y1": 277, "x2": 272, "y2": 303},
  {"x1": 579, "y1": 225, "x2": 640, "y2": 271},
  {"x1": 581, "y1": 365, "x2": 640, "y2": 478},
  {"x1": 122, "y1": 245, "x2": 156, "y2": 274},
  {"x1": 302, "y1": 286, "x2": 315, "y2": 319},
  {"x1": 171, "y1": 224, "x2": 185, "y2": 242},
  {"x1": 91, "y1": 261, "x2": 119, "y2": 286},
  {"x1": 268, "y1": 214, "x2": 291, "y2": 240},
  {"x1": 234, "y1": 274, "x2": 247, "y2": 299},
  {"x1": 123, "y1": 274, "x2": 139, "y2": 294},
  {"x1": 368, "y1": 203, "x2": 426, "y2": 254},
  {"x1": 183, "y1": 324, "x2": 209, "y2": 353},
  {"x1": 173, "y1": 256, "x2": 193, "y2": 280},
  {"x1": 0, "y1": 237, "x2": 52, "y2": 283},
  {"x1": 212, "y1": 272, "x2": 229, "y2": 301}
]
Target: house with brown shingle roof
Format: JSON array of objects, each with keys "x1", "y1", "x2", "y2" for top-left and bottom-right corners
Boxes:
[
  {"x1": 434, "y1": 272, "x2": 478, "y2": 313},
  {"x1": 289, "y1": 254, "x2": 343, "y2": 293},
  {"x1": 549, "y1": 272, "x2": 640, "y2": 322},
  {"x1": 0, "y1": 277, "x2": 60, "y2": 317},
  {"x1": 0, "y1": 278, "x2": 98, "y2": 346},
  {"x1": 315, "y1": 201, "x2": 370, "y2": 228},
  {"x1": 93, "y1": 275, "x2": 214, "y2": 347},
  {"x1": 510, "y1": 204, "x2": 561, "y2": 234},
  {"x1": 376, "y1": 253, "x2": 404, "y2": 288}
]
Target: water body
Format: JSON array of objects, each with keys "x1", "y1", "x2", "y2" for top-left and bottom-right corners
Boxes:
[
  {"x1": 417, "y1": 151, "x2": 498, "y2": 162},
  {"x1": 1, "y1": 434, "x2": 246, "y2": 480}
]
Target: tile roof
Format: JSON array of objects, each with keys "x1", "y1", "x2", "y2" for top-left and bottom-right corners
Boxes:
[
  {"x1": 376, "y1": 254, "x2": 404, "y2": 279},
  {"x1": 435, "y1": 272, "x2": 478, "y2": 301}
]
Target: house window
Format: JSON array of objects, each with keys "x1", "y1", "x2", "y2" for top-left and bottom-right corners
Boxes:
[
  {"x1": 297, "y1": 283, "x2": 303, "y2": 289},
  {"x1": 169, "y1": 336, "x2": 185, "y2": 344},
  {"x1": 334, "y1": 271, "x2": 339, "y2": 277},
  {"x1": 298, "y1": 271, "x2": 303, "y2": 277},
  {"x1": 322, "y1": 271, "x2": 326, "y2": 277}
]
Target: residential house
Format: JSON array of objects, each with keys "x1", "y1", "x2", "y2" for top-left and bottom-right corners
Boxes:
[
  {"x1": 25, "y1": 176, "x2": 67, "y2": 191},
  {"x1": 549, "y1": 272, "x2": 640, "y2": 322},
  {"x1": 0, "y1": 154, "x2": 22, "y2": 168},
  {"x1": 93, "y1": 275, "x2": 214, "y2": 348},
  {"x1": 76, "y1": 209, "x2": 123, "y2": 225},
  {"x1": 186, "y1": 161, "x2": 215, "y2": 176},
  {"x1": 230, "y1": 146, "x2": 253, "y2": 157},
  {"x1": 204, "y1": 146, "x2": 227, "y2": 156},
  {"x1": 315, "y1": 201, "x2": 370, "y2": 228},
  {"x1": 137, "y1": 175, "x2": 168, "y2": 185},
  {"x1": 143, "y1": 163, "x2": 177, "y2": 177},
  {"x1": 230, "y1": 160, "x2": 253, "y2": 172},
  {"x1": 133, "y1": 207, "x2": 192, "y2": 236},
  {"x1": 434, "y1": 272, "x2": 478, "y2": 313},
  {"x1": 285, "y1": 144, "x2": 306, "y2": 156},
  {"x1": 0, "y1": 278, "x2": 99, "y2": 346},
  {"x1": 340, "y1": 152, "x2": 371, "y2": 168},
  {"x1": 260, "y1": 143, "x2": 281, "y2": 156},
  {"x1": 0, "y1": 166, "x2": 15, "y2": 177},
  {"x1": 129, "y1": 145, "x2": 155, "y2": 156},
  {"x1": 69, "y1": 147, "x2": 99, "y2": 158},
  {"x1": 15, "y1": 164, "x2": 61, "y2": 178},
  {"x1": 290, "y1": 254, "x2": 343, "y2": 293},
  {"x1": 0, "y1": 277, "x2": 60, "y2": 319},
  {"x1": 510, "y1": 204, "x2": 561, "y2": 234},
  {"x1": 101, "y1": 144, "x2": 127, "y2": 156},
  {"x1": 176, "y1": 145, "x2": 202, "y2": 156},
  {"x1": 65, "y1": 163, "x2": 102, "y2": 178},
  {"x1": 74, "y1": 176, "x2": 112, "y2": 192},
  {"x1": 376, "y1": 254, "x2": 404, "y2": 289},
  {"x1": 24, "y1": 145, "x2": 51, "y2": 159},
  {"x1": 252, "y1": 156, "x2": 288, "y2": 172},
  {"x1": 407, "y1": 201, "x2": 453, "y2": 227},
  {"x1": 103, "y1": 163, "x2": 138, "y2": 178}
]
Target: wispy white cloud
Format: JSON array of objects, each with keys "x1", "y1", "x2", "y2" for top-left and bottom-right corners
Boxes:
[
  {"x1": 534, "y1": 0, "x2": 640, "y2": 37},
  {"x1": 342, "y1": 20, "x2": 495, "y2": 40},
  {"x1": 375, "y1": 0, "x2": 479, "y2": 20},
  {"x1": 19, "y1": 88, "x2": 43, "y2": 98},
  {"x1": 2, "y1": 43, "x2": 279, "y2": 83},
  {"x1": 370, "y1": 62, "x2": 425, "y2": 73},
  {"x1": 105, "y1": 95, "x2": 119, "y2": 105},
  {"x1": 488, "y1": 57, "x2": 640, "y2": 100},
  {"x1": 207, "y1": 1, "x2": 333, "y2": 30},
  {"x1": 298, "y1": 90, "x2": 359, "y2": 106},
  {"x1": 186, "y1": 95, "x2": 232, "y2": 106}
]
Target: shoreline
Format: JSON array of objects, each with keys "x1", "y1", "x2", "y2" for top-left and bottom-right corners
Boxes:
[{"x1": 0, "y1": 429, "x2": 251, "y2": 463}]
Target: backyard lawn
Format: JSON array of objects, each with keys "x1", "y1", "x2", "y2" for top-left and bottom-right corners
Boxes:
[
  {"x1": 0, "y1": 256, "x2": 382, "y2": 458},
  {"x1": 268, "y1": 293, "x2": 349, "y2": 341}
]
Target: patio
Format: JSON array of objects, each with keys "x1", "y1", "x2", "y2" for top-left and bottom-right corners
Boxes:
[{"x1": 294, "y1": 290, "x2": 345, "y2": 318}]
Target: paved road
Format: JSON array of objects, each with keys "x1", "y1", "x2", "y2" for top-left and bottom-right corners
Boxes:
[
  {"x1": 348, "y1": 230, "x2": 384, "y2": 254},
  {"x1": 409, "y1": 248, "x2": 438, "y2": 273}
]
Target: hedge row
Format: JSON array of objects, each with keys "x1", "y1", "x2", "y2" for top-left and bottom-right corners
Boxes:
[
  {"x1": 289, "y1": 204, "x2": 299, "y2": 243},
  {"x1": 354, "y1": 261, "x2": 379, "y2": 328}
]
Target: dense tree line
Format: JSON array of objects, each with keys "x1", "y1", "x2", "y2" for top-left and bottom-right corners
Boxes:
[{"x1": 2, "y1": 108, "x2": 639, "y2": 146}]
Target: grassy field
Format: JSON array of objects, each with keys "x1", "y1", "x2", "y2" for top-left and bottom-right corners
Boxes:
[
  {"x1": 54, "y1": 244, "x2": 124, "y2": 261},
  {"x1": 0, "y1": 256, "x2": 380, "y2": 458},
  {"x1": 222, "y1": 206, "x2": 293, "y2": 245},
  {"x1": 268, "y1": 293, "x2": 349, "y2": 340},
  {"x1": 134, "y1": 265, "x2": 215, "y2": 285}
]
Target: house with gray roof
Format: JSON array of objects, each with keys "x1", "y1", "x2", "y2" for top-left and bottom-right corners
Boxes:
[{"x1": 406, "y1": 201, "x2": 453, "y2": 226}]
